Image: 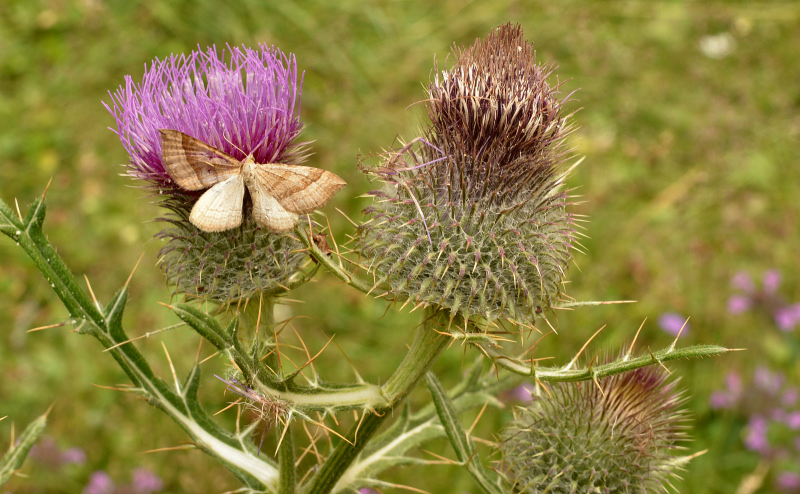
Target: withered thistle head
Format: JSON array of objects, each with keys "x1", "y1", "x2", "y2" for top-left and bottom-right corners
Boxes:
[
  {"x1": 498, "y1": 367, "x2": 692, "y2": 493},
  {"x1": 357, "y1": 24, "x2": 577, "y2": 325},
  {"x1": 105, "y1": 45, "x2": 311, "y2": 303}
]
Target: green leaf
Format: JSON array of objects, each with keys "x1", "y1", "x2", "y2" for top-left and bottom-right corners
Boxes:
[
  {"x1": 0, "y1": 411, "x2": 48, "y2": 486},
  {"x1": 426, "y1": 373, "x2": 503, "y2": 494}
]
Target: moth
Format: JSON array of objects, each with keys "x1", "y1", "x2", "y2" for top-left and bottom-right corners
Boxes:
[{"x1": 159, "y1": 129, "x2": 346, "y2": 233}]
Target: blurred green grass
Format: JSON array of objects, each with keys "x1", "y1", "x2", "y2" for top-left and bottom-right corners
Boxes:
[{"x1": 1, "y1": 1, "x2": 799, "y2": 492}]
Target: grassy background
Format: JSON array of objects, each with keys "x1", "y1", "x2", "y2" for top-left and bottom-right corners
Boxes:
[{"x1": 2, "y1": 1, "x2": 799, "y2": 492}]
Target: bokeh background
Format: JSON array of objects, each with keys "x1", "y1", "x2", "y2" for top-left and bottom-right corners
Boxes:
[{"x1": 2, "y1": 1, "x2": 799, "y2": 492}]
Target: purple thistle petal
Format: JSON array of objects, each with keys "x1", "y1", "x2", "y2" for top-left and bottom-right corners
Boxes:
[
  {"x1": 727, "y1": 294, "x2": 753, "y2": 314},
  {"x1": 105, "y1": 44, "x2": 305, "y2": 192},
  {"x1": 658, "y1": 312, "x2": 689, "y2": 337},
  {"x1": 732, "y1": 271, "x2": 756, "y2": 294}
]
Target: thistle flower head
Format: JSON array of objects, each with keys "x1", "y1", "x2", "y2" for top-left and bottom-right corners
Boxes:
[
  {"x1": 356, "y1": 24, "x2": 576, "y2": 325},
  {"x1": 106, "y1": 44, "x2": 306, "y2": 192},
  {"x1": 498, "y1": 367, "x2": 692, "y2": 493},
  {"x1": 106, "y1": 45, "x2": 310, "y2": 303}
]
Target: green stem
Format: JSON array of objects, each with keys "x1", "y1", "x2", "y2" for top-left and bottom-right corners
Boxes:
[
  {"x1": 293, "y1": 225, "x2": 379, "y2": 294},
  {"x1": 381, "y1": 307, "x2": 452, "y2": 405},
  {"x1": 305, "y1": 306, "x2": 451, "y2": 494},
  {"x1": 278, "y1": 423, "x2": 296, "y2": 494},
  {"x1": 477, "y1": 341, "x2": 731, "y2": 380}
]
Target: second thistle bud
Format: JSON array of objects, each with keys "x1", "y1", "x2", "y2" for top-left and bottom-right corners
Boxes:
[
  {"x1": 357, "y1": 24, "x2": 577, "y2": 325},
  {"x1": 498, "y1": 367, "x2": 692, "y2": 493}
]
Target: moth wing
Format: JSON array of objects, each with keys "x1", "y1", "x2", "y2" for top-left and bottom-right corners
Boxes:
[
  {"x1": 253, "y1": 164, "x2": 346, "y2": 214},
  {"x1": 248, "y1": 179, "x2": 299, "y2": 232},
  {"x1": 160, "y1": 129, "x2": 242, "y2": 191},
  {"x1": 189, "y1": 174, "x2": 245, "y2": 232}
]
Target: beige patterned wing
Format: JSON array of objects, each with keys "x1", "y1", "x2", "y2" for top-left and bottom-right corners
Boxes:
[
  {"x1": 189, "y1": 174, "x2": 246, "y2": 232},
  {"x1": 252, "y1": 163, "x2": 346, "y2": 214},
  {"x1": 160, "y1": 129, "x2": 242, "y2": 191},
  {"x1": 247, "y1": 179, "x2": 300, "y2": 232}
]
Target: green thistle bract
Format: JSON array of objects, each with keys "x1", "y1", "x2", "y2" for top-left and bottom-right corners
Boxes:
[
  {"x1": 357, "y1": 24, "x2": 576, "y2": 325},
  {"x1": 499, "y1": 367, "x2": 692, "y2": 493}
]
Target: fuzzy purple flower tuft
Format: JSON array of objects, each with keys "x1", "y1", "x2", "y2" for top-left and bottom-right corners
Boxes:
[{"x1": 105, "y1": 44, "x2": 306, "y2": 194}]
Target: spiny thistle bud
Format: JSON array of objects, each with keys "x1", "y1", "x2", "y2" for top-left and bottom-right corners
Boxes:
[
  {"x1": 105, "y1": 45, "x2": 311, "y2": 302},
  {"x1": 356, "y1": 24, "x2": 576, "y2": 325},
  {"x1": 498, "y1": 367, "x2": 692, "y2": 493}
]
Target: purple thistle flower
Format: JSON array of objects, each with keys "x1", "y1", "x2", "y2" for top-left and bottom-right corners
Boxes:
[
  {"x1": 105, "y1": 45, "x2": 316, "y2": 303},
  {"x1": 658, "y1": 312, "x2": 689, "y2": 337},
  {"x1": 105, "y1": 44, "x2": 306, "y2": 194}
]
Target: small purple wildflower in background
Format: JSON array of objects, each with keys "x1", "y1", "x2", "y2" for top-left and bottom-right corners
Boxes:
[
  {"x1": 658, "y1": 312, "x2": 688, "y2": 337},
  {"x1": 776, "y1": 471, "x2": 800, "y2": 492},
  {"x1": 754, "y1": 367, "x2": 785, "y2": 396},
  {"x1": 727, "y1": 269, "x2": 800, "y2": 331},
  {"x1": 744, "y1": 415, "x2": 770, "y2": 455},
  {"x1": 358, "y1": 489, "x2": 380, "y2": 494},
  {"x1": 83, "y1": 468, "x2": 164, "y2": 494},
  {"x1": 503, "y1": 383, "x2": 535, "y2": 403},
  {"x1": 713, "y1": 366, "x2": 800, "y2": 488},
  {"x1": 710, "y1": 371, "x2": 742, "y2": 409},
  {"x1": 131, "y1": 468, "x2": 164, "y2": 493},
  {"x1": 783, "y1": 388, "x2": 800, "y2": 407},
  {"x1": 84, "y1": 471, "x2": 115, "y2": 494},
  {"x1": 775, "y1": 304, "x2": 800, "y2": 331},
  {"x1": 30, "y1": 436, "x2": 86, "y2": 467}
]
